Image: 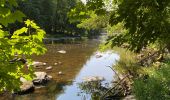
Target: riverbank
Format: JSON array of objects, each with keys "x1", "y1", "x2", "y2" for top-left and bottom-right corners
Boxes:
[{"x1": 102, "y1": 45, "x2": 170, "y2": 100}]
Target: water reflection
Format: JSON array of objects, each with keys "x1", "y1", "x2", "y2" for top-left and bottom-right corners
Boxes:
[
  {"x1": 78, "y1": 81, "x2": 108, "y2": 100},
  {"x1": 56, "y1": 51, "x2": 119, "y2": 100}
]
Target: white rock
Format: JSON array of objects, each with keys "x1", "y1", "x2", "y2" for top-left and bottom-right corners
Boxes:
[
  {"x1": 20, "y1": 81, "x2": 34, "y2": 92},
  {"x1": 20, "y1": 77, "x2": 27, "y2": 83},
  {"x1": 19, "y1": 77, "x2": 34, "y2": 92},
  {"x1": 43, "y1": 63, "x2": 47, "y2": 65},
  {"x1": 58, "y1": 50, "x2": 66, "y2": 54},
  {"x1": 58, "y1": 71, "x2": 63, "y2": 75},
  {"x1": 46, "y1": 66, "x2": 52, "y2": 70},
  {"x1": 32, "y1": 61, "x2": 46, "y2": 67},
  {"x1": 34, "y1": 72, "x2": 47, "y2": 80},
  {"x1": 33, "y1": 72, "x2": 48, "y2": 84}
]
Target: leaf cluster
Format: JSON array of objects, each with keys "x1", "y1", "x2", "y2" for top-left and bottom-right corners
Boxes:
[{"x1": 0, "y1": 0, "x2": 46, "y2": 92}]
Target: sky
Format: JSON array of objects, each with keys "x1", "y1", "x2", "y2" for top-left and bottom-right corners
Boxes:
[{"x1": 81, "y1": 0, "x2": 86, "y2": 4}]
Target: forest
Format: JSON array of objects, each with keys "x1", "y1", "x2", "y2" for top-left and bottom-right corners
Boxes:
[{"x1": 0, "y1": 0, "x2": 170, "y2": 100}]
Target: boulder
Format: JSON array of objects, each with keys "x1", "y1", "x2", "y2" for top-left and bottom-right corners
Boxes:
[
  {"x1": 33, "y1": 72, "x2": 50, "y2": 85},
  {"x1": 18, "y1": 77, "x2": 34, "y2": 94}
]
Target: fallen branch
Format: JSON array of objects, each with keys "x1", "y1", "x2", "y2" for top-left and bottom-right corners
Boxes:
[{"x1": 100, "y1": 74, "x2": 129, "y2": 99}]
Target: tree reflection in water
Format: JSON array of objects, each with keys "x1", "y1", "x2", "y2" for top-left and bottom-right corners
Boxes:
[
  {"x1": 77, "y1": 80, "x2": 109, "y2": 100},
  {"x1": 77, "y1": 79, "x2": 129, "y2": 100}
]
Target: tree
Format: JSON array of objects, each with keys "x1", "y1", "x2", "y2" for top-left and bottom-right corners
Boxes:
[
  {"x1": 18, "y1": 0, "x2": 54, "y2": 33},
  {"x1": 18, "y1": 0, "x2": 82, "y2": 36},
  {"x1": 108, "y1": 0, "x2": 170, "y2": 52},
  {"x1": 0, "y1": 0, "x2": 46, "y2": 92},
  {"x1": 71, "y1": 0, "x2": 170, "y2": 52},
  {"x1": 68, "y1": 1, "x2": 109, "y2": 37}
]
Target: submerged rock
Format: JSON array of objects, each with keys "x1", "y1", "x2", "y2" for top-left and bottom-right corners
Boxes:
[
  {"x1": 82, "y1": 76, "x2": 105, "y2": 82},
  {"x1": 58, "y1": 50, "x2": 66, "y2": 54},
  {"x1": 58, "y1": 61, "x2": 62, "y2": 64},
  {"x1": 95, "y1": 52, "x2": 103, "y2": 58},
  {"x1": 33, "y1": 72, "x2": 51, "y2": 85},
  {"x1": 54, "y1": 61, "x2": 62, "y2": 65},
  {"x1": 54, "y1": 63, "x2": 58, "y2": 65},
  {"x1": 32, "y1": 61, "x2": 47, "y2": 67},
  {"x1": 95, "y1": 55, "x2": 102, "y2": 58}
]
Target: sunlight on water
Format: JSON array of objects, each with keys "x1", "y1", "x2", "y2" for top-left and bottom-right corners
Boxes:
[{"x1": 56, "y1": 51, "x2": 119, "y2": 100}]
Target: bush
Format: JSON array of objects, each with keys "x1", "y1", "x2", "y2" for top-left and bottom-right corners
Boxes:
[{"x1": 133, "y1": 62, "x2": 170, "y2": 100}]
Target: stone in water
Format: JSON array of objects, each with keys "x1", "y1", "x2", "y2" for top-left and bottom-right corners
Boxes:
[
  {"x1": 46, "y1": 66, "x2": 53, "y2": 70},
  {"x1": 58, "y1": 50, "x2": 66, "y2": 54}
]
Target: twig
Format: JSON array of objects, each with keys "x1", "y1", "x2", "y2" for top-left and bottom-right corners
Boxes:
[
  {"x1": 106, "y1": 66, "x2": 121, "y2": 80},
  {"x1": 100, "y1": 75, "x2": 129, "y2": 99}
]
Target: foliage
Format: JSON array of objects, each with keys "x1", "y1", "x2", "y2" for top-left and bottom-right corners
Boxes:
[
  {"x1": 68, "y1": 1, "x2": 109, "y2": 37},
  {"x1": 0, "y1": 0, "x2": 46, "y2": 92},
  {"x1": 18, "y1": 0, "x2": 85, "y2": 36},
  {"x1": 105, "y1": 22, "x2": 127, "y2": 36},
  {"x1": 133, "y1": 61, "x2": 170, "y2": 100},
  {"x1": 82, "y1": 1, "x2": 170, "y2": 99},
  {"x1": 114, "y1": 48, "x2": 139, "y2": 75},
  {"x1": 77, "y1": 11, "x2": 109, "y2": 30},
  {"x1": 72, "y1": 0, "x2": 170, "y2": 52},
  {"x1": 108, "y1": 0, "x2": 170, "y2": 52}
]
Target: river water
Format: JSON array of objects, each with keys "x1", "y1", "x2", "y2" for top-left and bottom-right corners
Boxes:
[{"x1": 2, "y1": 39, "x2": 119, "y2": 100}]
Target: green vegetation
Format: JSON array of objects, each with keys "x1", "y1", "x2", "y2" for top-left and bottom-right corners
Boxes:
[
  {"x1": 0, "y1": 0, "x2": 46, "y2": 92},
  {"x1": 73, "y1": 0, "x2": 170, "y2": 99},
  {"x1": 17, "y1": 0, "x2": 97, "y2": 37},
  {"x1": 0, "y1": 0, "x2": 170, "y2": 99},
  {"x1": 72, "y1": 0, "x2": 170, "y2": 51},
  {"x1": 134, "y1": 61, "x2": 170, "y2": 100}
]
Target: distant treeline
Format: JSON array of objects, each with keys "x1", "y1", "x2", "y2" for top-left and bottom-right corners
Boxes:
[{"x1": 17, "y1": 0, "x2": 98, "y2": 37}]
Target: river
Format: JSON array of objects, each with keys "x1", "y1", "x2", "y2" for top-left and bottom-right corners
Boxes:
[{"x1": 2, "y1": 38, "x2": 119, "y2": 100}]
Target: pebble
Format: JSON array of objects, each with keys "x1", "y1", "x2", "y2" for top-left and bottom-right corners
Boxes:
[
  {"x1": 58, "y1": 71, "x2": 63, "y2": 75},
  {"x1": 58, "y1": 50, "x2": 66, "y2": 54}
]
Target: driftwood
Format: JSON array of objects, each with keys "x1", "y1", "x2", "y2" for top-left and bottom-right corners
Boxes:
[
  {"x1": 101, "y1": 48, "x2": 166, "y2": 99},
  {"x1": 100, "y1": 75, "x2": 129, "y2": 99}
]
